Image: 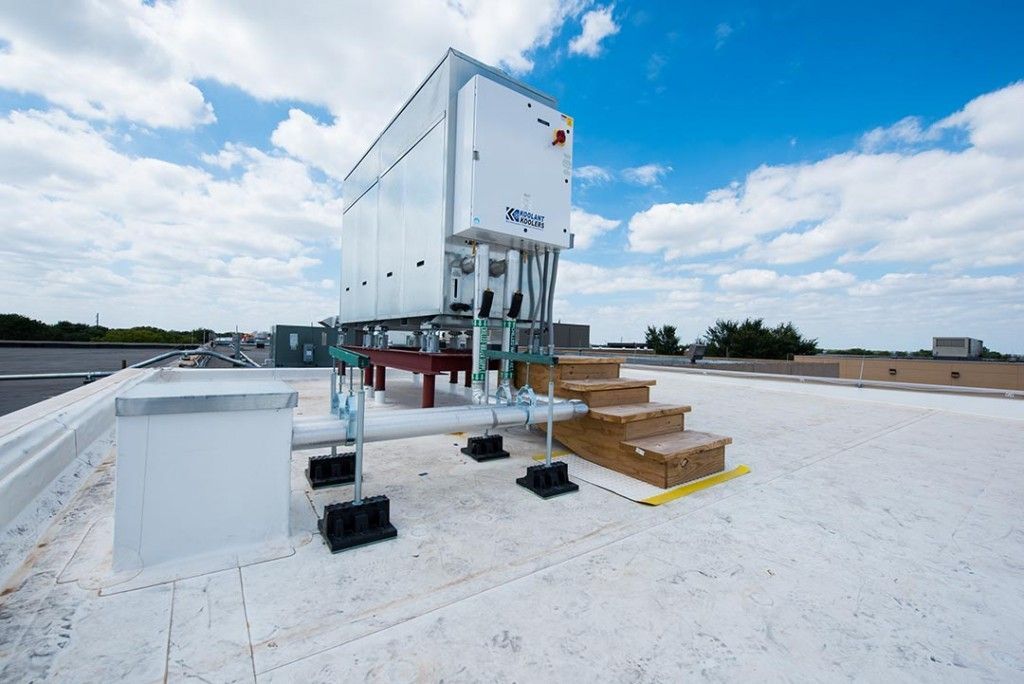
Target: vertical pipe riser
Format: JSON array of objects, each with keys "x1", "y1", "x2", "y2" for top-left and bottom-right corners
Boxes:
[
  {"x1": 499, "y1": 249, "x2": 521, "y2": 400},
  {"x1": 471, "y1": 243, "x2": 490, "y2": 404}
]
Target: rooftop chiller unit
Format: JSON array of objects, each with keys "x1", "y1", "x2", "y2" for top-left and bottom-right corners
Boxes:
[{"x1": 339, "y1": 49, "x2": 574, "y2": 337}]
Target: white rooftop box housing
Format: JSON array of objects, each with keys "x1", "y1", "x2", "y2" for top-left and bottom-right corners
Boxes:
[
  {"x1": 932, "y1": 337, "x2": 983, "y2": 358},
  {"x1": 339, "y1": 49, "x2": 574, "y2": 330}
]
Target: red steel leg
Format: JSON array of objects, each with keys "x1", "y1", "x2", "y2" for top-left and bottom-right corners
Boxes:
[
  {"x1": 422, "y1": 373, "x2": 436, "y2": 408},
  {"x1": 374, "y1": 365, "x2": 386, "y2": 391},
  {"x1": 464, "y1": 369, "x2": 472, "y2": 388},
  {"x1": 449, "y1": 370, "x2": 458, "y2": 384},
  {"x1": 363, "y1": 364, "x2": 373, "y2": 386}
]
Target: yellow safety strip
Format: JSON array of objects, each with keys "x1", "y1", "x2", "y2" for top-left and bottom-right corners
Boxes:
[
  {"x1": 531, "y1": 450, "x2": 574, "y2": 461},
  {"x1": 530, "y1": 451, "x2": 750, "y2": 506},
  {"x1": 640, "y1": 465, "x2": 751, "y2": 505}
]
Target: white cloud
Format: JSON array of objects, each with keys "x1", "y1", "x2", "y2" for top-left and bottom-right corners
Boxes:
[
  {"x1": 269, "y1": 109, "x2": 366, "y2": 180},
  {"x1": 0, "y1": 0, "x2": 580, "y2": 135},
  {"x1": 569, "y1": 6, "x2": 620, "y2": 57},
  {"x1": 0, "y1": 108, "x2": 341, "y2": 329},
  {"x1": 847, "y1": 272, "x2": 1020, "y2": 297},
  {"x1": 714, "y1": 22, "x2": 734, "y2": 49},
  {"x1": 570, "y1": 206, "x2": 620, "y2": 248},
  {"x1": 0, "y1": 1, "x2": 587, "y2": 329},
  {"x1": 718, "y1": 268, "x2": 856, "y2": 292},
  {"x1": 935, "y1": 82, "x2": 1024, "y2": 157},
  {"x1": 574, "y1": 164, "x2": 613, "y2": 185},
  {"x1": 859, "y1": 116, "x2": 937, "y2": 152},
  {"x1": 572, "y1": 269, "x2": 1022, "y2": 350},
  {"x1": 627, "y1": 82, "x2": 1024, "y2": 269},
  {"x1": 558, "y1": 260, "x2": 702, "y2": 295},
  {"x1": 0, "y1": 1, "x2": 214, "y2": 128},
  {"x1": 621, "y1": 163, "x2": 672, "y2": 186},
  {"x1": 226, "y1": 255, "x2": 321, "y2": 281}
]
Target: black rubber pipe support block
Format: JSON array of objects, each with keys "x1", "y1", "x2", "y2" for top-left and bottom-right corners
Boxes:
[
  {"x1": 318, "y1": 495, "x2": 398, "y2": 553},
  {"x1": 461, "y1": 434, "x2": 510, "y2": 462},
  {"x1": 516, "y1": 461, "x2": 579, "y2": 499},
  {"x1": 306, "y1": 452, "x2": 356, "y2": 489}
]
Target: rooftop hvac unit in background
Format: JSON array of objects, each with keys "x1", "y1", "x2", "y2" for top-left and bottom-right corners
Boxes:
[
  {"x1": 932, "y1": 336, "x2": 983, "y2": 359},
  {"x1": 339, "y1": 49, "x2": 574, "y2": 331}
]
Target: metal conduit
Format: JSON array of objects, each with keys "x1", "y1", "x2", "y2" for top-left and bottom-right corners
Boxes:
[
  {"x1": 291, "y1": 400, "x2": 587, "y2": 450},
  {"x1": 0, "y1": 371, "x2": 117, "y2": 382},
  {"x1": 546, "y1": 249, "x2": 560, "y2": 354}
]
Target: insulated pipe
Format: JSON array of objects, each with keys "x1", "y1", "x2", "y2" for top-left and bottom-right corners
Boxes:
[
  {"x1": 546, "y1": 249, "x2": 560, "y2": 355},
  {"x1": 471, "y1": 243, "x2": 490, "y2": 403},
  {"x1": 291, "y1": 400, "x2": 588, "y2": 450}
]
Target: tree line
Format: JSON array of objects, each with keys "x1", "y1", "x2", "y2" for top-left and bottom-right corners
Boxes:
[
  {"x1": 644, "y1": 318, "x2": 820, "y2": 359},
  {"x1": 0, "y1": 313, "x2": 216, "y2": 345}
]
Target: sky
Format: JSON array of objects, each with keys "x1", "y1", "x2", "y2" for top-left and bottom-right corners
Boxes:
[{"x1": 0, "y1": 1, "x2": 1022, "y2": 351}]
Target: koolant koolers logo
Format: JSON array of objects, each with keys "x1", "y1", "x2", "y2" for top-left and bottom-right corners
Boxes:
[{"x1": 505, "y1": 206, "x2": 545, "y2": 230}]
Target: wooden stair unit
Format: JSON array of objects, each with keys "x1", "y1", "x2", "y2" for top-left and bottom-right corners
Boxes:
[{"x1": 514, "y1": 356, "x2": 732, "y2": 489}]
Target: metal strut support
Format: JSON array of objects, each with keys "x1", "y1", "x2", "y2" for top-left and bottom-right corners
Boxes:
[{"x1": 317, "y1": 347, "x2": 396, "y2": 553}]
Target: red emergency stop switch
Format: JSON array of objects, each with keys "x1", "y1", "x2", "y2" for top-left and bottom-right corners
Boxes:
[{"x1": 552, "y1": 129, "x2": 566, "y2": 146}]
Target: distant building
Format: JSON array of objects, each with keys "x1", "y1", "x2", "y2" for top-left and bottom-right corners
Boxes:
[
  {"x1": 932, "y1": 337, "x2": 983, "y2": 359},
  {"x1": 517, "y1": 322, "x2": 590, "y2": 349}
]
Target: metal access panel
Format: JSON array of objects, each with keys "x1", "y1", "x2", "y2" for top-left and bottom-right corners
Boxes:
[
  {"x1": 271, "y1": 325, "x2": 336, "y2": 367},
  {"x1": 453, "y1": 76, "x2": 573, "y2": 250}
]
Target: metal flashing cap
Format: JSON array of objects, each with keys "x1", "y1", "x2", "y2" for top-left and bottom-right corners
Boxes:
[{"x1": 115, "y1": 378, "x2": 298, "y2": 417}]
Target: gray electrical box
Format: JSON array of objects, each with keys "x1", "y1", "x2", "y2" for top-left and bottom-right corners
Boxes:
[
  {"x1": 339, "y1": 49, "x2": 574, "y2": 332},
  {"x1": 271, "y1": 325, "x2": 335, "y2": 368}
]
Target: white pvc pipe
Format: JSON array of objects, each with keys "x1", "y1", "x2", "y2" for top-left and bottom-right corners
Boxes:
[{"x1": 291, "y1": 400, "x2": 587, "y2": 450}]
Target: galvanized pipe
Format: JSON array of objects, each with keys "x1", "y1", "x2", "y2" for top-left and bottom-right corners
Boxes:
[
  {"x1": 353, "y1": 376, "x2": 366, "y2": 504},
  {"x1": 526, "y1": 249, "x2": 537, "y2": 346},
  {"x1": 291, "y1": 400, "x2": 588, "y2": 450},
  {"x1": 546, "y1": 249, "x2": 560, "y2": 355},
  {"x1": 471, "y1": 243, "x2": 490, "y2": 403},
  {"x1": 497, "y1": 249, "x2": 521, "y2": 402},
  {"x1": 0, "y1": 371, "x2": 116, "y2": 382},
  {"x1": 128, "y1": 349, "x2": 255, "y2": 369},
  {"x1": 538, "y1": 249, "x2": 550, "y2": 342}
]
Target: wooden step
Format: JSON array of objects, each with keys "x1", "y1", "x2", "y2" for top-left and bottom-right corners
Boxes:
[
  {"x1": 589, "y1": 402, "x2": 690, "y2": 423},
  {"x1": 545, "y1": 403, "x2": 687, "y2": 442},
  {"x1": 550, "y1": 423, "x2": 730, "y2": 489},
  {"x1": 621, "y1": 431, "x2": 731, "y2": 488},
  {"x1": 558, "y1": 378, "x2": 655, "y2": 392},
  {"x1": 555, "y1": 355, "x2": 627, "y2": 365},
  {"x1": 514, "y1": 356, "x2": 624, "y2": 388},
  {"x1": 555, "y1": 377, "x2": 654, "y2": 407},
  {"x1": 621, "y1": 430, "x2": 732, "y2": 463}
]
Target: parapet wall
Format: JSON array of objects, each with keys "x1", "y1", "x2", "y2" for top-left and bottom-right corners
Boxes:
[{"x1": 796, "y1": 355, "x2": 1024, "y2": 391}]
